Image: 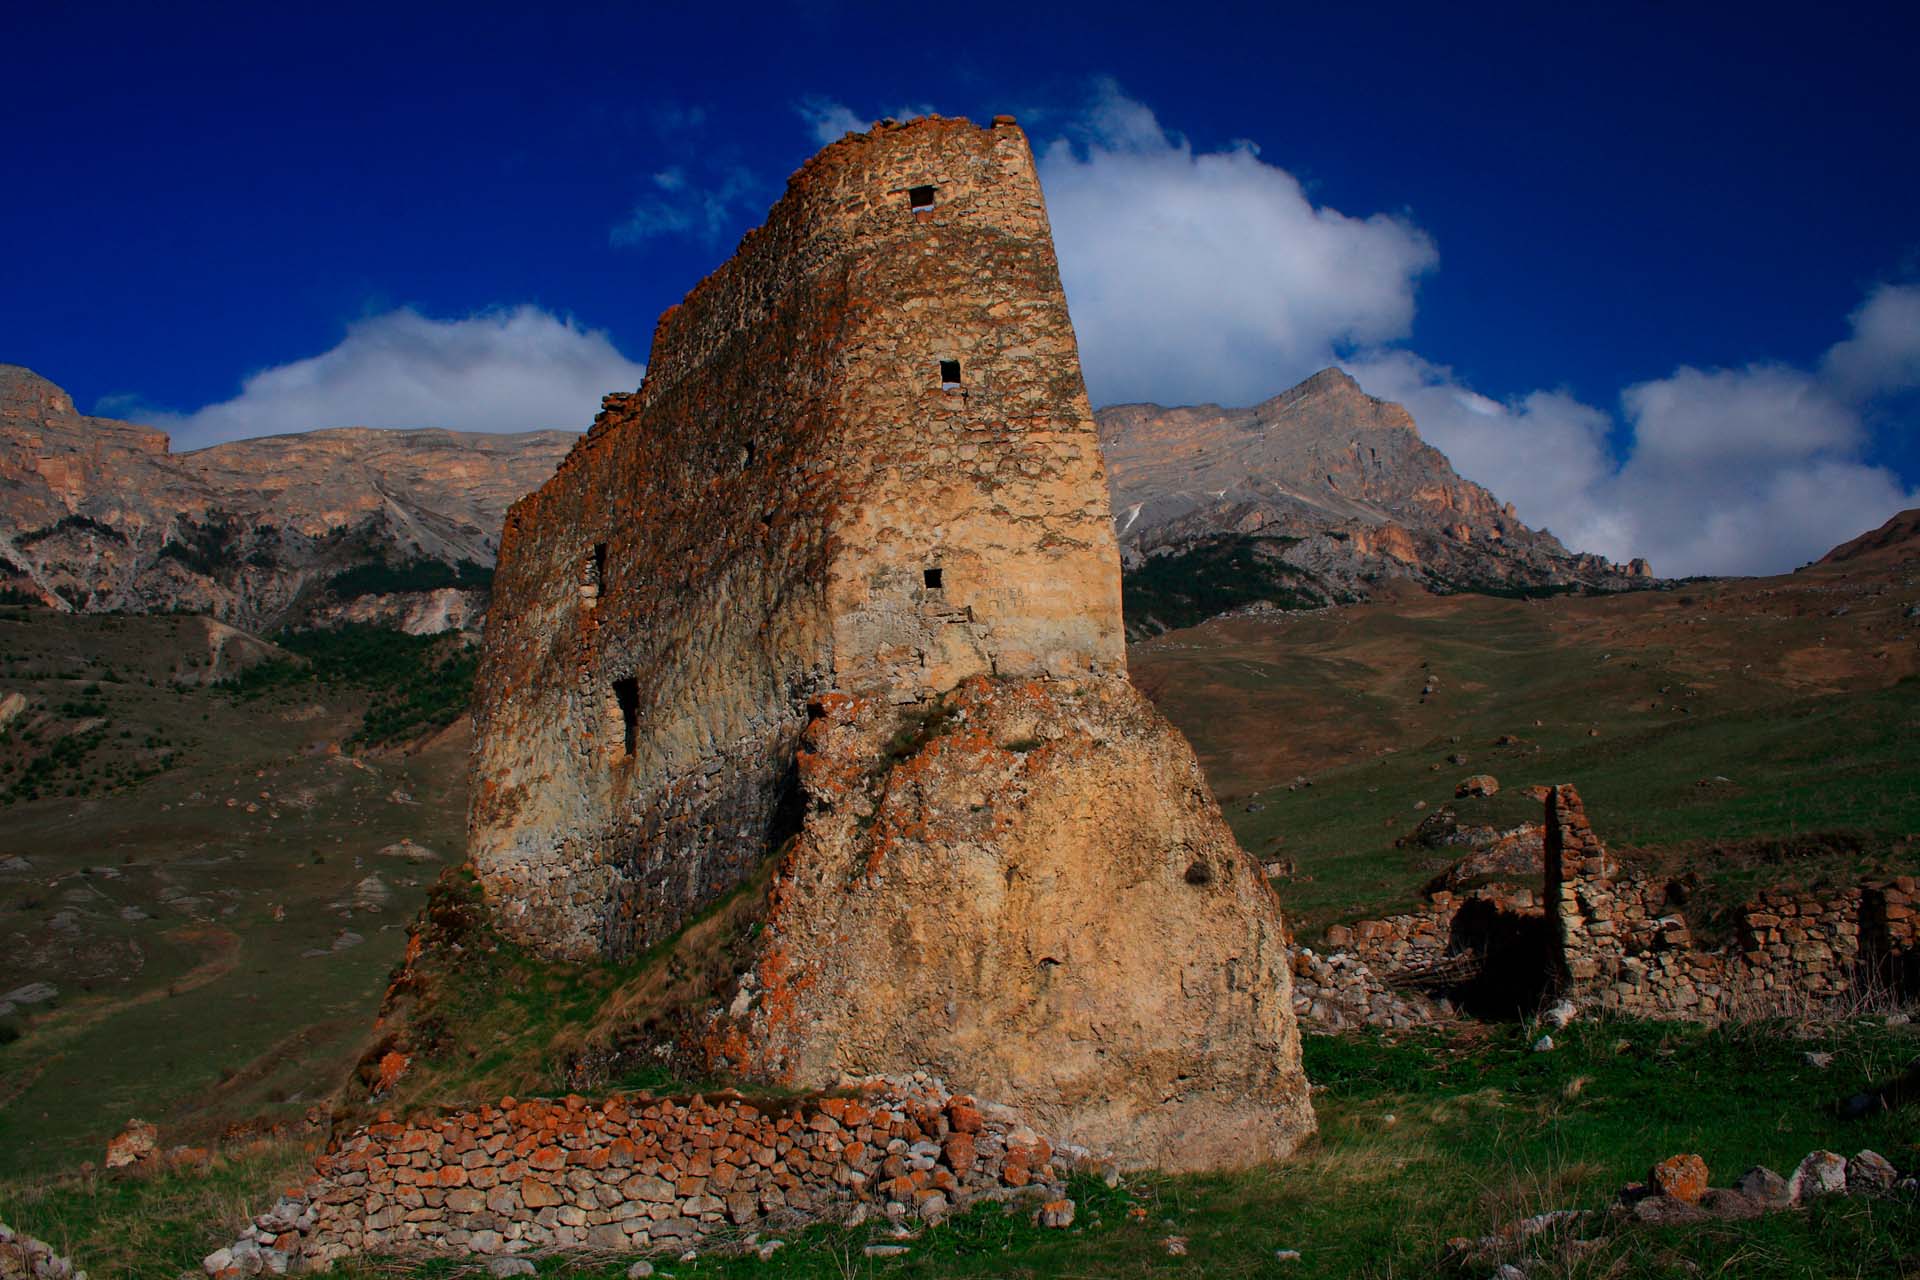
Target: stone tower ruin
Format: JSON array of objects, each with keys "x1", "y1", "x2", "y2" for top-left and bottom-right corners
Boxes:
[
  {"x1": 472, "y1": 115, "x2": 1125, "y2": 960},
  {"x1": 470, "y1": 116, "x2": 1312, "y2": 1168}
]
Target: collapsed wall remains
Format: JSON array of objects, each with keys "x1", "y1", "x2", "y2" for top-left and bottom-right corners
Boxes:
[{"x1": 1292, "y1": 784, "x2": 1917, "y2": 1029}]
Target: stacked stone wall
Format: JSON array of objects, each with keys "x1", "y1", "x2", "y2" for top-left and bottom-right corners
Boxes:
[
  {"x1": 216, "y1": 1081, "x2": 1076, "y2": 1274},
  {"x1": 471, "y1": 114, "x2": 1124, "y2": 962},
  {"x1": 1291, "y1": 886, "x2": 1540, "y2": 1029},
  {"x1": 1548, "y1": 785, "x2": 1915, "y2": 1019},
  {"x1": 1290, "y1": 785, "x2": 1916, "y2": 1031}
]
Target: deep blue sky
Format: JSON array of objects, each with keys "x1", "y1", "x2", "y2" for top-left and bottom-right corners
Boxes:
[{"x1": 4, "y1": 1, "x2": 1917, "y2": 572}]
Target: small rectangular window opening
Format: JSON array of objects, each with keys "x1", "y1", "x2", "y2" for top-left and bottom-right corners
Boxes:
[
  {"x1": 908, "y1": 185, "x2": 937, "y2": 212},
  {"x1": 612, "y1": 676, "x2": 640, "y2": 754},
  {"x1": 939, "y1": 359, "x2": 962, "y2": 390},
  {"x1": 923, "y1": 567, "x2": 944, "y2": 590}
]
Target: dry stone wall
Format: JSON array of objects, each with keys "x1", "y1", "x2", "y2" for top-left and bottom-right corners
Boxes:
[
  {"x1": 1291, "y1": 785, "x2": 1916, "y2": 1030},
  {"x1": 1548, "y1": 784, "x2": 1917, "y2": 1018},
  {"x1": 471, "y1": 115, "x2": 1124, "y2": 963},
  {"x1": 1291, "y1": 885, "x2": 1544, "y2": 1029},
  {"x1": 209, "y1": 1080, "x2": 1079, "y2": 1274}
]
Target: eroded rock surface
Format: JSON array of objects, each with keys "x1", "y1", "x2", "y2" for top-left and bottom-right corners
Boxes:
[{"x1": 704, "y1": 677, "x2": 1311, "y2": 1169}]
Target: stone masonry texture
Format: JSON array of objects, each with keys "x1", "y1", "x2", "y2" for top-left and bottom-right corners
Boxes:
[
  {"x1": 206, "y1": 1079, "x2": 1085, "y2": 1273},
  {"x1": 467, "y1": 115, "x2": 1312, "y2": 1172},
  {"x1": 1289, "y1": 783, "x2": 1918, "y2": 1030},
  {"x1": 471, "y1": 115, "x2": 1125, "y2": 961}
]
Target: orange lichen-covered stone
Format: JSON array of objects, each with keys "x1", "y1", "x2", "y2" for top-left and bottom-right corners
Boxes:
[{"x1": 1652, "y1": 1153, "x2": 1710, "y2": 1204}]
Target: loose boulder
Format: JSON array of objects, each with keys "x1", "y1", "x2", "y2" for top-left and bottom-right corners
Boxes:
[{"x1": 1787, "y1": 1150, "x2": 1849, "y2": 1204}]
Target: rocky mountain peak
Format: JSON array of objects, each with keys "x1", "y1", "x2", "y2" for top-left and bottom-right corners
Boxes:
[
  {"x1": 0, "y1": 364, "x2": 78, "y2": 419},
  {"x1": 1251, "y1": 366, "x2": 1412, "y2": 433},
  {"x1": 1097, "y1": 369, "x2": 1652, "y2": 633}
]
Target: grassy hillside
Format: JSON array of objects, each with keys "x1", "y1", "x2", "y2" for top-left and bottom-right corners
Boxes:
[
  {"x1": 1133, "y1": 570, "x2": 1920, "y2": 935},
  {"x1": 0, "y1": 608, "x2": 473, "y2": 1175},
  {"x1": 0, "y1": 545, "x2": 1916, "y2": 1276}
]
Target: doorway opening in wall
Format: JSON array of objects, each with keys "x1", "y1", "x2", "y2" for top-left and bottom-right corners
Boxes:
[
  {"x1": 612, "y1": 677, "x2": 640, "y2": 754},
  {"x1": 923, "y1": 567, "x2": 944, "y2": 590},
  {"x1": 939, "y1": 360, "x2": 961, "y2": 390},
  {"x1": 590, "y1": 542, "x2": 608, "y2": 589},
  {"x1": 908, "y1": 185, "x2": 936, "y2": 212}
]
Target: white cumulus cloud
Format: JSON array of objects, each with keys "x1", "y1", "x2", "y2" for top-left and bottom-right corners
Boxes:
[
  {"x1": 1036, "y1": 81, "x2": 1437, "y2": 408},
  {"x1": 1348, "y1": 302, "x2": 1920, "y2": 577},
  {"x1": 611, "y1": 165, "x2": 759, "y2": 245},
  {"x1": 125, "y1": 306, "x2": 645, "y2": 449},
  {"x1": 1822, "y1": 282, "x2": 1920, "y2": 401},
  {"x1": 795, "y1": 96, "x2": 938, "y2": 147},
  {"x1": 1013, "y1": 81, "x2": 1917, "y2": 576}
]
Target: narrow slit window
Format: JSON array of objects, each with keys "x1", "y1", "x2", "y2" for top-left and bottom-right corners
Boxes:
[
  {"x1": 923, "y1": 567, "x2": 943, "y2": 590},
  {"x1": 591, "y1": 542, "x2": 607, "y2": 586},
  {"x1": 612, "y1": 676, "x2": 640, "y2": 755},
  {"x1": 908, "y1": 185, "x2": 937, "y2": 212},
  {"x1": 939, "y1": 359, "x2": 962, "y2": 390}
]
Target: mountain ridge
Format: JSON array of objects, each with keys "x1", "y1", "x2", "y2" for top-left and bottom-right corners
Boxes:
[
  {"x1": 1097, "y1": 367, "x2": 1652, "y2": 632},
  {"x1": 0, "y1": 364, "x2": 577, "y2": 630},
  {"x1": 3, "y1": 362, "x2": 1658, "y2": 636}
]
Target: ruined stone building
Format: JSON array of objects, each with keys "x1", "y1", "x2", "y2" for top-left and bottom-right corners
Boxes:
[
  {"x1": 470, "y1": 116, "x2": 1311, "y2": 1168},
  {"x1": 473, "y1": 115, "x2": 1124, "y2": 961}
]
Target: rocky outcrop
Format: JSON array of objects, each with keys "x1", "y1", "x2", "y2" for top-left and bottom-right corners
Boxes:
[
  {"x1": 0, "y1": 1223, "x2": 86, "y2": 1280},
  {"x1": 1098, "y1": 369, "x2": 1652, "y2": 632},
  {"x1": 470, "y1": 115, "x2": 1311, "y2": 1172},
  {"x1": 0, "y1": 364, "x2": 572, "y2": 630},
  {"x1": 703, "y1": 677, "x2": 1312, "y2": 1170}
]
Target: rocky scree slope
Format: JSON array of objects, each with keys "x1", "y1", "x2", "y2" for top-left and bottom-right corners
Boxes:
[
  {"x1": 1098, "y1": 368, "x2": 1652, "y2": 633},
  {"x1": 0, "y1": 364, "x2": 574, "y2": 632}
]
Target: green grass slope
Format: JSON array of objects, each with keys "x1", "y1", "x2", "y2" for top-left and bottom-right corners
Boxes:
[
  {"x1": 0, "y1": 608, "x2": 474, "y2": 1174},
  {"x1": 1134, "y1": 568, "x2": 1920, "y2": 935}
]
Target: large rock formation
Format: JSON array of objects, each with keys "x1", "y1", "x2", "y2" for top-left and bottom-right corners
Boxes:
[
  {"x1": 0, "y1": 364, "x2": 573, "y2": 630},
  {"x1": 471, "y1": 115, "x2": 1311, "y2": 1168},
  {"x1": 1098, "y1": 369, "x2": 1652, "y2": 631},
  {"x1": 702, "y1": 677, "x2": 1309, "y2": 1169}
]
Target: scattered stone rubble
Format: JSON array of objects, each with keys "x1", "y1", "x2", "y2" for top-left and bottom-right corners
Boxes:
[
  {"x1": 1450, "y1": 1148, "x2": 1915, "y2": 1272},
  {"x1": 103, "y1": 1117, "x2": 158, "y2": 1169},
  {"x1": 0, "y1": 1224, "x2": 86, "y2": 1280},
  {"x1": 1290, "y1": 880, "x2": 1543, "y2": 1029},
  {"x1": 203, "y1": 1078, "x2": 1085, "y2": 1274}
]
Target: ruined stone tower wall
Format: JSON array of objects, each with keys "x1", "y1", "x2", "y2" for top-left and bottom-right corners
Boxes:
[{"x1": 471, "y1": 117, "x2": 1124, "y2": 960}]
